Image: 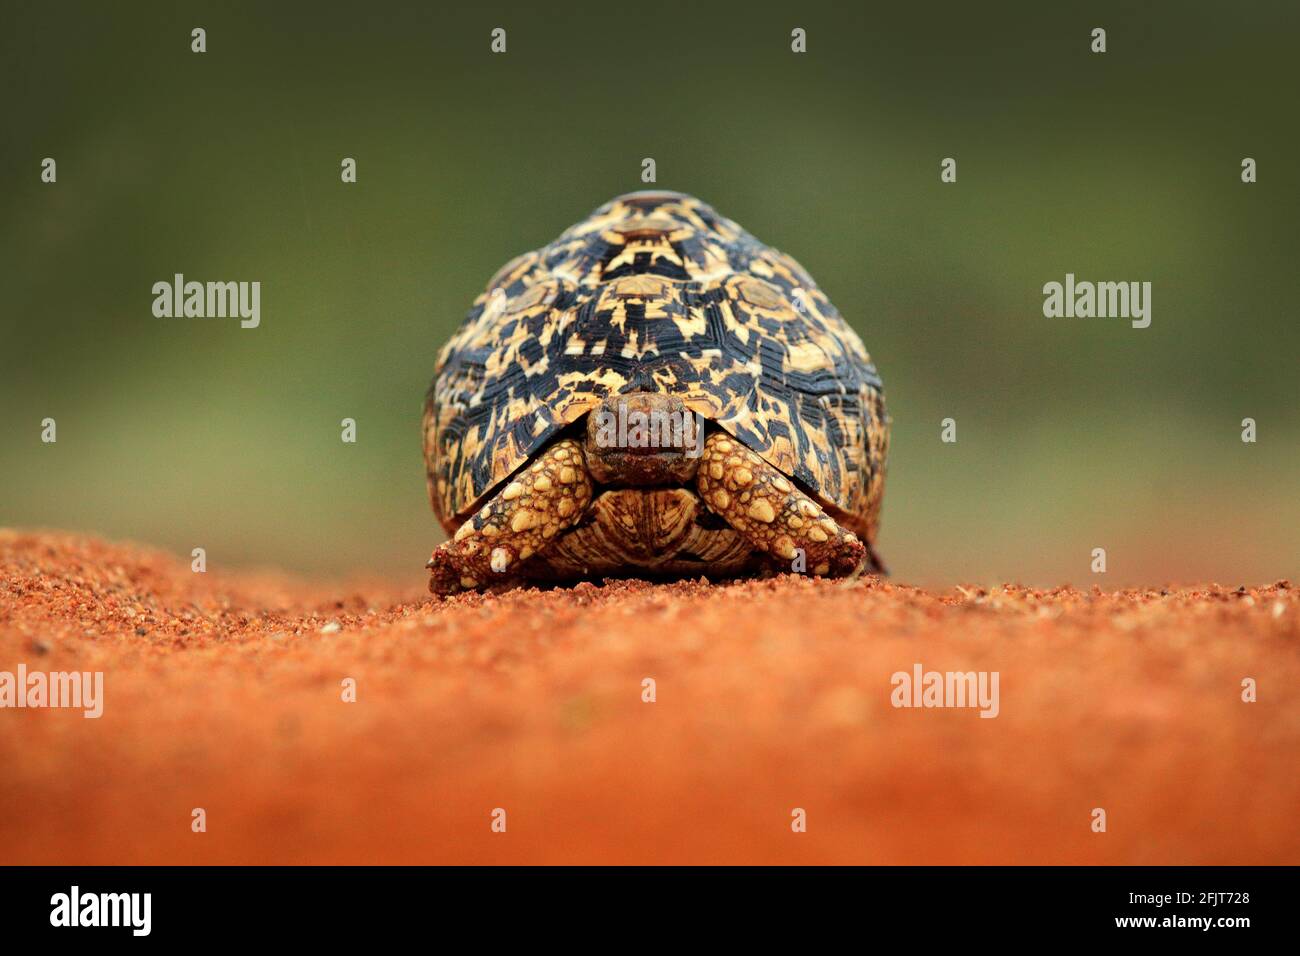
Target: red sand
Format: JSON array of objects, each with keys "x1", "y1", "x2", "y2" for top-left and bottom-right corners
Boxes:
[{"x1": 0, "y1": 529, "x2": 1295, "y2": 864}]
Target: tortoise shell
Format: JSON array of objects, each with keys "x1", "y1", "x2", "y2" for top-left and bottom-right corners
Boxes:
[{"x1": 423, "y1": 191, "x2": 889, "y2": 544}]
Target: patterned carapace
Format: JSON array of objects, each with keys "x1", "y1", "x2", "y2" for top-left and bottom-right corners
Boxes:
[{"x1": 423, "y1": 191, "x2": 889, "y2": 547}]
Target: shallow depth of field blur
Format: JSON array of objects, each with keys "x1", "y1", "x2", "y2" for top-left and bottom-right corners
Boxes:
[{"x1": 1, "y1": 1, "x2": 1296, "y2": 587}]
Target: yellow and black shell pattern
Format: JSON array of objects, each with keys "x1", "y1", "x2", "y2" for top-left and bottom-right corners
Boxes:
[{"x1": 423, "y1": 191, "x2": 889, "y2": 543}]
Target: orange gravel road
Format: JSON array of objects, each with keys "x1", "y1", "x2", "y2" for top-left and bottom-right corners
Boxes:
[{"x1": 0, "y1": 530, "x2": 1295, "y2": 864}]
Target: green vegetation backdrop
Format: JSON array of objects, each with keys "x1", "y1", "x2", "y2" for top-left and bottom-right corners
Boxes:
[{"x1": 2, "y1": 1, "x2": 1296, "y2": 586}]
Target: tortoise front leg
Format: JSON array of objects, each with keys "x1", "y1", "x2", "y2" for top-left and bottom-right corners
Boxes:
[
  {"x1": 428, "y1": 438, "x2": 593, "y2": 595},
  {"x1": 696, "y1": 433, "x2": 865, "y2": 577}
]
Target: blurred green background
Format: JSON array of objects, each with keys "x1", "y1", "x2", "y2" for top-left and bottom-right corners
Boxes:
[{"x1": 2, "y1": 1, "x2": 1296, "y2": 587}]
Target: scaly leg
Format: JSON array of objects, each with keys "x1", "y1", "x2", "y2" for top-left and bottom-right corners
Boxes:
[
  {"x1": 428, "y1": 438, "x2": 593, "y2": 595},
  {"x1": 696, "y1": 433, "x2": 865, "y2": 577}
]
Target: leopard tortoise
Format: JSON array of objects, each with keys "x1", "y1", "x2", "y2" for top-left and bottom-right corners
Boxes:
[{"x1": 423, "y1": 191, "x2": 889, "y2": 595}]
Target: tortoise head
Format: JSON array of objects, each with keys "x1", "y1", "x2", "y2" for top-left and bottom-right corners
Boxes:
[{"x1": 583, "y1": 392, "x2": 704, "y2": 487}]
